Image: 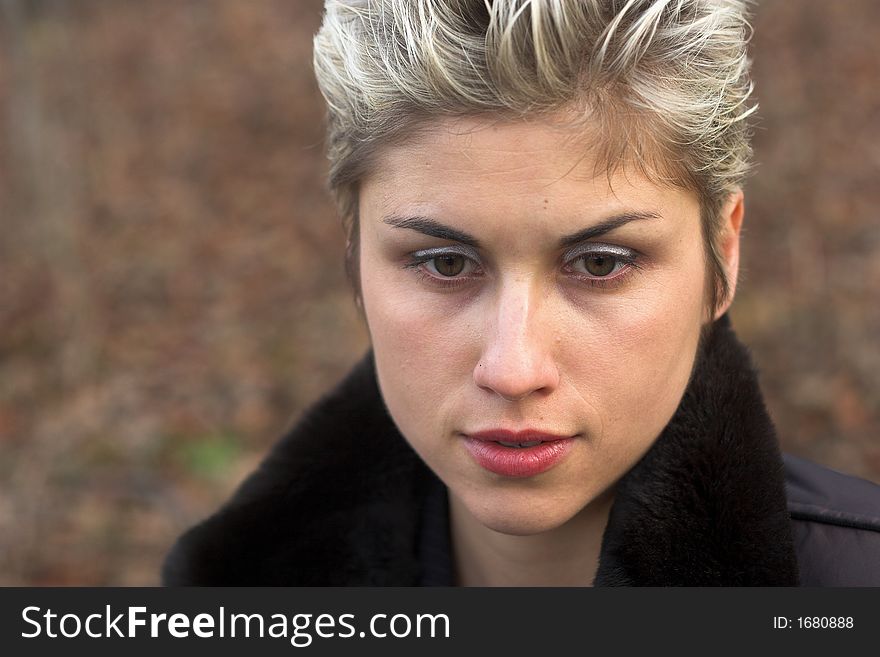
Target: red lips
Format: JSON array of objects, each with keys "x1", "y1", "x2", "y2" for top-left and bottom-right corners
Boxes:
[{"x1": 462, "y1": 429, "x2": 576, "y2": 477}]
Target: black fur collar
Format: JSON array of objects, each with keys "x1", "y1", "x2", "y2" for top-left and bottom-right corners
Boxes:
[
  {"x1": 163, "y1": 314, "x2": 799, "y2": 586},
  {"x1": 594, "y1": 314, "x2": 799, "y2": 584}
]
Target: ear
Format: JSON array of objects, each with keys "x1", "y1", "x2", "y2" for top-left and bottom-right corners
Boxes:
[{"x1": 713, "y1": 189, "x2": 745, "y2": 321}]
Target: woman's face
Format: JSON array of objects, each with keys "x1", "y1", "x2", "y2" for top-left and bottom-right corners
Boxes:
[{"x1": 358, "y1": 116, "x2": 714, "y2": 535}]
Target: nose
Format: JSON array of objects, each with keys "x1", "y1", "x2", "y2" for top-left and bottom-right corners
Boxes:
[{"x1": 473, "y1": 279, "x2": 560, "y2": 402}]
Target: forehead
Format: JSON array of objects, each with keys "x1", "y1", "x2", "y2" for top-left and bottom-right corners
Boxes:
[
  {"x1": 370, "y1": 115, "x2": 595, "y2": 185},
  {"x1": 361, "y1": 115, "x2": 697, "y2": 226}
]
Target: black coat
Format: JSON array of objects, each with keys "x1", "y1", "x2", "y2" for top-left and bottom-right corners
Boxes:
[{"x1": 162, "y1": 315, "x2": 880, "y2": 586}]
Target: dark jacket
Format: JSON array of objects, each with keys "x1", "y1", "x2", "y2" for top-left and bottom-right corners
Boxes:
[{"x1": 162, "y1": 315, "x2": 880, "y2": 586}]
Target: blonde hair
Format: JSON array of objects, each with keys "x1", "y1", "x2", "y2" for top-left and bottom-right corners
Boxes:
[{"x1": 313, "y1": 0, "x2": 757, "y2": 313}]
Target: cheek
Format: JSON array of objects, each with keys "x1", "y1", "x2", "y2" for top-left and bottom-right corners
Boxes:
[
  {"x1": 363, "y1": 278, "x2": 475, "y2": 366},
  {"x1": 360, "y1": 261, "x2": 480, "y2": 440},
  {"x1": 562, "y1": 250, "x2": 706, "y2": 435}
]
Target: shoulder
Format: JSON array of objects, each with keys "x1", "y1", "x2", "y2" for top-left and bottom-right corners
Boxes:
[{"x1": 783, "y1": 453, "x2": 880, "y2": 586}]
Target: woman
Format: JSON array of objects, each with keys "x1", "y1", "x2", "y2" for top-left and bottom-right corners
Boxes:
[{"x1": 163, "y1": 0, "x2": 880, "y2": 586}]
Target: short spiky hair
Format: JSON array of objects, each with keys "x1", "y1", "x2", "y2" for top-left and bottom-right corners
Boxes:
[{"x1": 313, "y1": 0, "x2": 757, "y2": 314}]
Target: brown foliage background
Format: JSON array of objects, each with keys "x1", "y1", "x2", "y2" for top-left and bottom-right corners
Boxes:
[{"x1": 1, "y1": 0, "x2": 878, "y2": 585}]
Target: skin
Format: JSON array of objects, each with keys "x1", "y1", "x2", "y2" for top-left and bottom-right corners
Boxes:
[{"x1": 357, "y1": 115, "x2": 743, "y2": 586}]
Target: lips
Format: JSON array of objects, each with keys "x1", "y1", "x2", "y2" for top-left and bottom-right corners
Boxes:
[{"x1": 462, "y1": 429, "x2": 576, "y2": 478}]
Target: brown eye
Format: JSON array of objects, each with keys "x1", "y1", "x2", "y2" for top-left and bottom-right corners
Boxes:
[
  {"x1": 433, "y1": 254, "x2": 466, "y2": 277},
  {"x1": 583, "y1": 254, "x2": 617, "y2": 277}
]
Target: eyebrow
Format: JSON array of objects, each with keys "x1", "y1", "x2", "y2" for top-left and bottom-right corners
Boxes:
[
  {"x1": 557, "y1": 211, "x2": 661, "y2": 247},
  {"x1": 382, "y1": 211, "x2": 660, "y2": 249},
  {"x1": 383, "y1": 215, "x2": 482, "y2": 248}
]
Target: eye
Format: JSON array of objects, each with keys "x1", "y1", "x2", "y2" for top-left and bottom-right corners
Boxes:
[
  {"x1": 562, "y1": 244, "x2": 642, "y2": 288},
  {"x1": 569, "y1": 253, "x2": 625, "y2": 278},
  {"x1": 426, "y1": 253, "x2": 472, "y2": 277},
  {"x1": 403, "y1": 246, "x2": 483, "y2": 289}
]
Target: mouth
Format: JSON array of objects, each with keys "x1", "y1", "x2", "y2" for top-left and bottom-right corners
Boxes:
[{"x1": 461, "y1": 429, "x2": 576, "y2": 478}]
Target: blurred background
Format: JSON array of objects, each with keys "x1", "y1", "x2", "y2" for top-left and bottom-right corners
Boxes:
[{"x1": 0, "y1": 0, "x2": 878, "y2": 585}]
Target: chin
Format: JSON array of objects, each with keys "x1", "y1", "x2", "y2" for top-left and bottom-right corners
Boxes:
[{"x1": 466, "y1": 497, "x2": 576, "y2": 536}]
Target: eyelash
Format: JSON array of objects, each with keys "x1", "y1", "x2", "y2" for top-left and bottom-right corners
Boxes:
[
  {"x1": 563, "y1": 248, "x2": 643, "y2": 289},
  {"x1": 402, "y1": 246, "x2": 643, "y2": 291},
  {"x1": 402, "y1": 248, "x2": 480, "y2": 292}
]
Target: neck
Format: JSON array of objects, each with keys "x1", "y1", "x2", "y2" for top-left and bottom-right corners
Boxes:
[{"x1": 449, "y1": 487, "x2": 614, "y2": 587}]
